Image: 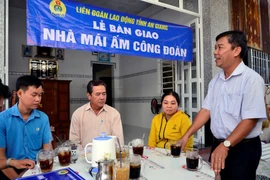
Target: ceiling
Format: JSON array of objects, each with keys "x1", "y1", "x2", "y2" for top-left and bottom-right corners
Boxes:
[{"x1": 8, "y1": 0, "x2": 153, "y2": 15}]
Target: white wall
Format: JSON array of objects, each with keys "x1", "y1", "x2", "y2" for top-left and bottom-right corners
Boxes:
[{"x1": 116, "y1": 54, "x2": 159, "y2": 128}]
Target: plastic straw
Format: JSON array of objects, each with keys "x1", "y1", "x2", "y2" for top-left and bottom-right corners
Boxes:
[
  {"x1": 117, "y1": 138, "x2": 122, "y2": 168},
  {"x1": 142, "y1": 133, "x2": 145, "y2": 142}
]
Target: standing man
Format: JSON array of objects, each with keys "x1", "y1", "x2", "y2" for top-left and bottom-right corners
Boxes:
[
  {"x1": 0, "y1": 75, "x2": 53, "y2": 179},
  {"x1": 179, "y1": 30, "x2": 266, "y2": 180},
  {"x1": 70, "y1": 80, "x2": 124, "y2": 147}
]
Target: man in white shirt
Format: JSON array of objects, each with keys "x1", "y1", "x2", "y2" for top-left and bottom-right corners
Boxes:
[
  {"x1": 179, "y1": 30, "x2": 266, "y2": 180},
  {"x1": 69, "y1": 80, "x2": 124, "y2": 148}
]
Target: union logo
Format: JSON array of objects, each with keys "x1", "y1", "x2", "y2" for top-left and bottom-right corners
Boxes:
[{"x1": 49, "y1": 0, "x2": 67, "y2": 17}]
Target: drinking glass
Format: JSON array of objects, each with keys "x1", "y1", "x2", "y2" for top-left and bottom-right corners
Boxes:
[
  {"x1": 70, "y1": 141, "x2": 79, "y2": 163},
  {"x1": 58, "y1": 141, "x2": 71, "y2": 166},
  {"x1": 113, "y1": 158, "x2": 130, "y2": 180},
  {"x1": 129, "y1": 154, "x2": 144, "y2": 179},
  {"x1": 128, "y1": 138, "x2": 144, "y2": 157},
  {"x1": 116, "y1": 145, "x2": 129, "y2": 160},
  {"x1": 165, "y1": 141, "x2": 181, "y2": 157},
  {"x1": 36, "y1": 149, "x2": 54, "y2": 173},
  {"x1": 186, "y1": 148, "x2": 203, "y2": 171}
]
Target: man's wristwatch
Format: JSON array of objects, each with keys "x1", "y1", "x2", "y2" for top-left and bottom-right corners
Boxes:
[
  {"x1": 6, "y1": 158, "x2": 14, "y2": 168},
  {"x1": 223, "y1": 140, "x2": 231, "y2": 148}
]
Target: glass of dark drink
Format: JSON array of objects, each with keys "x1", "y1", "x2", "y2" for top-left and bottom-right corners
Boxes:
[
  {"x1": 58, "y1": 142, "x2": 71, "y2": 166},
  {"x1": 37, "y1": 149, "x2": 54, "y2": 173},
  {"x1": 165, "y1": 142, "x2": 181, "y2": 157},
  {"x1": 129, "y1": 154, "x2": 144, "y2": 179},
  {"x1": 186, "y1": 148, "x2": 203, "y2": 171},
  {"x1": 128, "y1": 138, "x2": 144, "y2": 157}
]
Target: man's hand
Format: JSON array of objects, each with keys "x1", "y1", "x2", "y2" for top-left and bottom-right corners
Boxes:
[
  {"x1": 210, "y1": 143, "x2": 229, "y2": 174},
  {"x1": 178, "y1": 135, "x2": 190, "y2": 151},
  {"x1": 9, "y1": 159, "x2": 35, "y2": 169}
]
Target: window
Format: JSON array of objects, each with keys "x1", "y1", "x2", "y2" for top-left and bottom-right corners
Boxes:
[
  {"x1": 247, "y1": 48, "x2": 270, "y2": 84},
  {"x1": 161, "y1": 60, "x2": 175, "y2": 93}
]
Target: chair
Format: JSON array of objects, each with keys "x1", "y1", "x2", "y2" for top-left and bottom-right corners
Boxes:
[
  {"x1": 10, "y1": 90, "x2": 18, "y2": 107},
  {"x1": 55, "y1": 126, "x2": 69, "y2": 142}
]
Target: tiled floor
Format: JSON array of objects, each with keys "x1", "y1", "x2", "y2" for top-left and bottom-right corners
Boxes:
[{"x1": 123, "y1": 124, "x2": 150, "y2": 145}]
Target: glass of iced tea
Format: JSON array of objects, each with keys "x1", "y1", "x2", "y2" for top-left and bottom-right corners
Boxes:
[
  {"x1": 113, "y1": 158, "x2": 130, "y2": 180},
  {"x1": 186, "y1": 148, "x2": 203, "y2": 171},
  {"x1": 128, "y1": 138, "x2": 144, "y2": 157},
  {"x1": 116, "y1": 145, "x2": 129, "y2": 160},
  {"x1": 129, "y1": 154, "x2": 144, "y2": 179},
  {"x1": 36, "y1": 149, "x2": 54, "y2": 173},
  {"x1": 58, "y1": 142, "x2": 71, "y2": 166},
  {"x1": 165, "y1": 141, "x2": 181, "y2": 157}
]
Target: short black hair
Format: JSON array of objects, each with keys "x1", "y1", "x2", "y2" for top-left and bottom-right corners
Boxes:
[
  {"x1": 216, "y1": 30, "x2": 247, "y2": 59},
  {"x1": 161, "y1": 91, "x2": 180, "y2": 105},
  {"x1": 0, "y1": 79, "x2": 11, "y2": 99},
  {"x1": 16, "y1": 75, "x2": 43, "y2": 91},
  {"x1": 87, "y1": 80, "x2": 106, "y2": 94}
]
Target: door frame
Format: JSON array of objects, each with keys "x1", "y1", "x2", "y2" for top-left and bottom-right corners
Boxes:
[{"x1": 91, "y1": 61, "x2": 115, "y2": 106}]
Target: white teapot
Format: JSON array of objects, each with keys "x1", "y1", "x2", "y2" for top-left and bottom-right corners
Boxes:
[{"x1": 85, "y1": 132, "x2": 116, "y2": 167}]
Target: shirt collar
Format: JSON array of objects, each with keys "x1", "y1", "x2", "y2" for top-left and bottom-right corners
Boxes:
[
  {"x1": 9, "y1": 103, "x2": 40, "y2": 121},
  {"x1": 85, "y1": 102, "x2": 108, "y2": 113},
  {"x1": 218, "y1": 61, "x2": 246, "y2": 80}
]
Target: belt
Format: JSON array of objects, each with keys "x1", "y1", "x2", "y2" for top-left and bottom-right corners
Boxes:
[{"x1": 213, "y1": 136, "x2": 259, "y2": 144}]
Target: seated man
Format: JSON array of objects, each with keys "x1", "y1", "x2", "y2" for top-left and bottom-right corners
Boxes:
[
  {"x1": 0, "y1": 75, "x2": 53, "y2": 179},
  {"x1": 70, "y1": 80, "x2": 124, "y2": 148},
  {"x1": 0, "y1": 79, "x2": 35, "y2": 171}
]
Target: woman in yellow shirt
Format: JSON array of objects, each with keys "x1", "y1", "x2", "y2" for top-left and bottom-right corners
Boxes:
[{"x1": 148, "y1": 91, "x2": 193, "y2": 150}]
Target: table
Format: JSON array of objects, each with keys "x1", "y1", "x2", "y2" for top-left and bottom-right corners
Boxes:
[{"x1": 22, "y1": 147, "x2": 215, "y2": 180}]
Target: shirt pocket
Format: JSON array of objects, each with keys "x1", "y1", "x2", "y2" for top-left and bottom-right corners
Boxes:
[
  {"x1": 28, "y1": 130, "x2": 42, "y2": 151},
  {"x1": 224, "y1": 94, "x2": 242, "y2": 118}
]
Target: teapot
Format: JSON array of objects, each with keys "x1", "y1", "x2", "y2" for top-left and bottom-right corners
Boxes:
[{"x1": 85, "y1": 132, "x2": 116, "y2": 167}]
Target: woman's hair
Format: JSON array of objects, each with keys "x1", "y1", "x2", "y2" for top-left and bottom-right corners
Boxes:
[
  {"x1": 0, "y1": 79, "x2": 11, "y2": 99},
  {"x1": 161, "y1": 91, "x2": 180, "y2": 105}
]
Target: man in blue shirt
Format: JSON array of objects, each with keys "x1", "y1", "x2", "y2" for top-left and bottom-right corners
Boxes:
[
  {"x1": 179, "y1": 31, "x2": 266, "y2": 180},
  {"x1": 0, "y1": 75, "x2": 53, "y2": 179}
]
